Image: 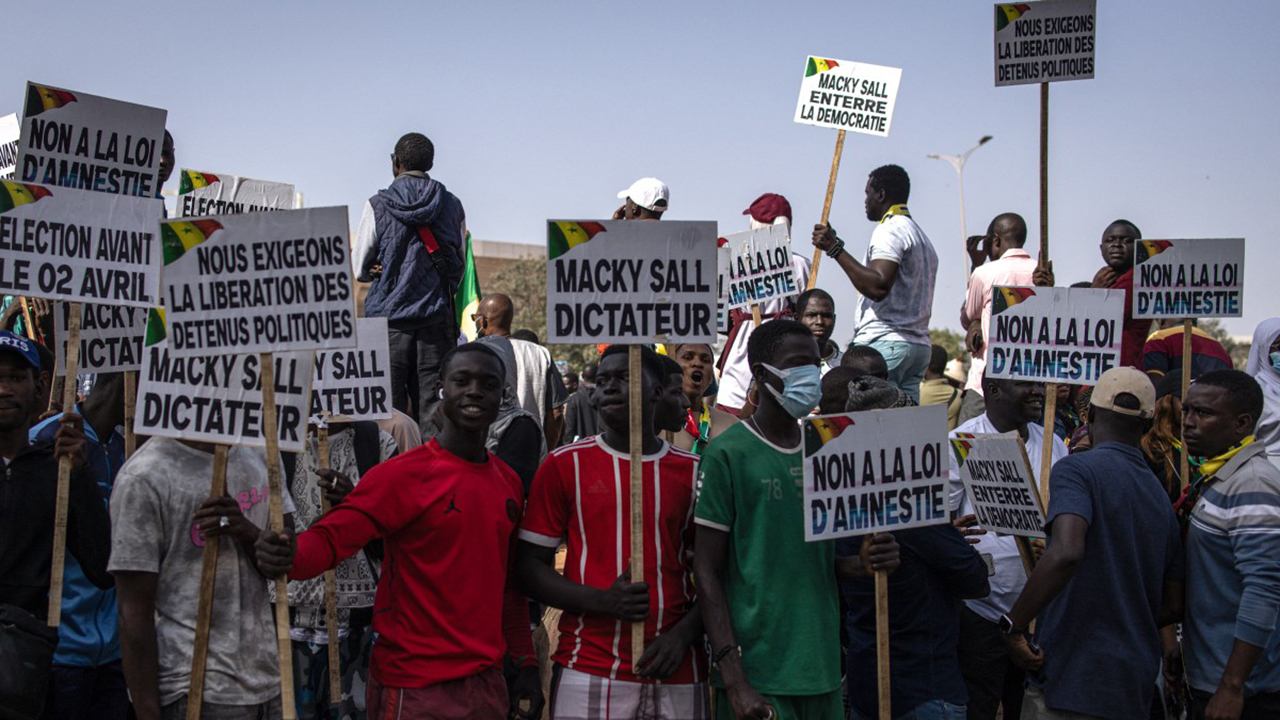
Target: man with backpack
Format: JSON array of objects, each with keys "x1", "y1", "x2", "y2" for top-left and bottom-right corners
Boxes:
[{"x1": 352, "y1": 132, "x2": 467, "y2": 428}]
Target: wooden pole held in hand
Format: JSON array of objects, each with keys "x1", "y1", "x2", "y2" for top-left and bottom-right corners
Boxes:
[
  {"x1": 808, "y1": 129, "x2": 847, "y2": 290},
  {"x1": 875, "y1": 566, "x2": 891, "y2": 720},
  {"x1": 317, "y1": 423, "x2": 342, "y2": 706},
  {"x1": 260, "y1": 353, "x2": 298, "y2": 719},
  {"x1": 1039, "y1": 383, "x2": 1058, "y2": 506},
  {"x1": 47, "y1": 301, "x2": 82, "y2": 628},
  {"x1": 628, "y1": 346, "x2": 646, "y2": 671},
  {"x1": 124, "y1": 371, "x2": 137, "y2": 458},
  {"x1": 186, "y1": 445, "x2": 229, "y2": 720},
  {"x1": 1180, "y1": 319, "x2": 1193, "y2": 490},
  {"x1": 750, "y1": 304, "x2": 763, "y2": 328}
]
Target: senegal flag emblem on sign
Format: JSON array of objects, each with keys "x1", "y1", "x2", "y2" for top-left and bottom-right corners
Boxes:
[
  {"x1": 178, "y1": 171, "x2": 221, "y2": 195},
  {"x1": 160, "y1": 219, "x2": 224, "y2": 265},
  {"x1": 144, "y1": 307, "x2": 167, "y2": 347},
  {"x1": 0, "y1": 181, "x2": 53, "y2": 213},
  {"x1": 548, "y1": 221, "x2": 607, "y2": 260},
  {"x1": 804, "y1": 415, "x2": 856, "y2": 457},
  {"x1": 992, "y1": 287, "x2": 1036, "y2": 316}
]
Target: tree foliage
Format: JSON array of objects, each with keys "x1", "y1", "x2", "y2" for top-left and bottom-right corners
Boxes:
[
  {"x1": 1200, "y1": 318, "x2": 1250, "y2": 369},
  {"x1": 488, "y1": 254, "x2": 598, "y2": 371},
  {"x1": 928, "y1": 327, "x2": 968, "y2": 365}
]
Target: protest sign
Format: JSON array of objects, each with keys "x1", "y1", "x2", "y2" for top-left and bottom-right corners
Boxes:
[
  {"x1": 135, "y1": 310, "x2": 313, "y2": 452},
  {"x1": 0, "y1": 114, "x2": 18, "y2": 180},
  {"x1": 16, "y1": 82, "x2": 167, "y2": 197},
  {"x1": 160, "y1": 206, "x2": 356, "y2": 357},
  {"x1": 986, "y1": 286, "x2": 1123, "y2": 385},
  {"x1": 994, "y1": 0, "x2": 1096, "y2": 86},
  {"x1": 54, "y1": 302, "x2": 146, "y2": 373},
  {"x1": 794, "y1": 57, "x2": 902, "y2": 137},
  {"x1": 0, "y1": 181, "x2": 163, "y2": 306},
  {"x1": 546, "y1": 220, "x2": 717, "y2": 344},
  {"x1": 176, "y1": 169, "x2": 295, "y2": 217},
  {"x1": 954, "y1": 433, "x2": 1046, "y2": 539},
  {"x1": 310, "y1": 317, "x2": 392, "y2": 422},
  {"x1": 1133, "y1": 238, "x2": 1245, "y2": 319},
  {"x1": 719, "y1": 225, "x2": 800, "y2": 312},
  {"x1": 803, "y1": 404, "x2": 950, "y2": 541}
]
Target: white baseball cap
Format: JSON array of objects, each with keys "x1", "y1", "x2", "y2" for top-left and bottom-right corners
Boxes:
[{"x1": 617, "y1": 177, "x2": 669, "y2": 213}]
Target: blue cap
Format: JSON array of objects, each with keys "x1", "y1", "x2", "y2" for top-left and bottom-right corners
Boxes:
[{"x1": 0, "y1": 331, "x2": 41, "y2": 370}]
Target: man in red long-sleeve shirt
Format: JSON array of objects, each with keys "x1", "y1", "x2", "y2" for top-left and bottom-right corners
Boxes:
[{"x1": 255, "y1": 343, "x2": 542, "y2": 719}]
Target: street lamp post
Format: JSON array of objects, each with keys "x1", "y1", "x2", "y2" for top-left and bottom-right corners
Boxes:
[{"x1": 928, "y1": 135, "x2": 992, "y2": 287}]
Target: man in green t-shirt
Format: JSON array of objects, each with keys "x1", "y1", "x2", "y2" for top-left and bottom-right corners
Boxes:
[{"x1": 694, "y1": 320, "x2": 900, "y2": 720}]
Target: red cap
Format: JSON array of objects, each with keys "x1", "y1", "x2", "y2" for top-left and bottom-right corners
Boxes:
[{"x1": 742, "y1": 193, "x2": 792, "y2": 224}]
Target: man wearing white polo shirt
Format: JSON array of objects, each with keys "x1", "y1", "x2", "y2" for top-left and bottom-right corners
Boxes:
[{"x1": 811, "y1": 164, "x2": 938, "y2": 402}]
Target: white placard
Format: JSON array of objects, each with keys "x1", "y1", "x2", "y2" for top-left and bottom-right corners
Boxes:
[
  {"x1": 794, "y1": 56, "x2": 902, "y2": 137},
  {"x1": 994, "y1": 0, "x2": 1096, "y2": 86},
  {"x1": 0, "y1": 181, "x2": 163, "y2": 307},
  {"x1": 986, "y1": 286, "x2": 1123, "y2": 385},
  {"x1": 803, "y1": 404, "x2": 950, "y2": 541},
  {"x1": 0, "y1": 114, "x2": 18, "y2": 180},
  {"x1": 136, "y1": 311, "x2": 313, "y2": 452},
  {"x1": 1133, "y1": 238, "x2": 1245, "y2": 319},
  {"x1": 719, "y1": 225, "x2": 801, "y2": 311},
  {"x1": 176, "y1": 169, "x2": 295, "y2": 217},
  {"x1": 546, "y1": 220, "x2": 717, "y2": 344},
  {"x1": 311, "y1": 317, "x2": 392, "y2": 422},
  {"x1": 16, "y1": 82, "x2": 167, "y2": 197},
  {"x1": 159, "y1": 206, "x2": 356, "y2": 357},
  {"x1": 54, "y1": 302, "x2": 146, "y2": 373},
  {"x1": 954, "y1": 433, "x2": 1046, "y2": 539}
]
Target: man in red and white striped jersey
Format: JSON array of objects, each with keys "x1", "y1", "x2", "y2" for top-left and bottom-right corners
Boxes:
[{"x1": 517, "y1": 344, "x2": 708, "y2": 719}]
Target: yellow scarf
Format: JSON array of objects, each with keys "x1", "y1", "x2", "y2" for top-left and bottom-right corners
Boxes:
[
  {"x1": 879, "y1": 204, "x2": 911, "y2": 223},
  {"x1": 1191, "y1": 435, "x2": 1255, "y2": 478}
]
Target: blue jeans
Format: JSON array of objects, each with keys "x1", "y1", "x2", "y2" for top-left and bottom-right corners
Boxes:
[
  {"x1": 865, "y1": 339, "x2": 931, "y2": 403},
  {"x1": 850, "y1": 699, "x2": 968, "y2": 720}
]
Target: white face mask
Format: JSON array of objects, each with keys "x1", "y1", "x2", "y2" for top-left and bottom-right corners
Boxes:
[{"x1": 762, "y1": 363, "x2": 822, "y2": 418}]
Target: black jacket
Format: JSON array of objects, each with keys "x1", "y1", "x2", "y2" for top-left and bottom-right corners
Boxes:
[{"x1": 0, "y1": 439, "x2": 112, "y2": 619}]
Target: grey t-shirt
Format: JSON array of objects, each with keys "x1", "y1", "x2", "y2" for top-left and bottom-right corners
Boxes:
[{"x1": 109, "y1": 437, "x2": 295, "y2": 706}]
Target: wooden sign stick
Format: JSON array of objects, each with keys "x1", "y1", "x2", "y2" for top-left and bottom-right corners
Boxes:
[
  {"x1": 124, "y1": 371, "x2": 137, "y2": 458},
  {"x1": 185, "y1": 444, "x2": 229, "y2": 720},
  {"x1": 47, "y1": 301, "x2": 82, "y2": 627},
  {"x1": 1039, "y1": 82, "x2": 1049, "y2": 263},
  {"x1": 750, "y1": 304, "x2": 763, "y2": 328},
  {"x1": 317, "y1": 422, "x2": 342, "y2": 706},
  {"x1": 20, "y1": 297, "x2": 37, "y2": 340},
  {"x1": 260, "y1": 352, "x2": 298, "y2": 719},
  {"x1": 875, "y1": 564, "x2": 891, "y2": 720},
  {"x1": 1179, "y1": 319, "x2": 1193, "y2": 490},
  {"x1": 628, "y1": 345, "x2": 646, "y2": 671},
  {"x1": 1039, "y1": 384, "x2": 1057, "y2": 506},
  {"x1": 807, "y1": 129, "x2": 847, "y2": 290},
  {"x1": 1015, "y1": 436, "x2": 1048, "y2": 578}
]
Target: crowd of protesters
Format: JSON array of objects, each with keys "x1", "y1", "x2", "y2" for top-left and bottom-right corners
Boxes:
[{"x1": 1, "y1": 131, "x2": 1275, "y2": 720}]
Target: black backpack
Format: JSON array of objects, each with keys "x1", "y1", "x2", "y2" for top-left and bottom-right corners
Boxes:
[{"x1": 0, "y1": 604, "x2": 59, "y2": 720}]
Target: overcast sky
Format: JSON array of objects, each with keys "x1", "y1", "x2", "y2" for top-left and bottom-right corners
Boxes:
[{"x1": 5, "y1": 0, "x2": 1275, "y2": 344}]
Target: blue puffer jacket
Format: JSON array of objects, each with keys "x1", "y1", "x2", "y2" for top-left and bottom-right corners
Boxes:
[
  {"x1": 30, "y1": 407, "x2": 124, "y2": 667},
  {"x1": 364, "y1": 173, "x2": 466, "y2": 325}
]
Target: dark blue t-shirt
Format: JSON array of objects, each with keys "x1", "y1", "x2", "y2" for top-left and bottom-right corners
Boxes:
[
  {"x1": 839, "y1": 524, "x2": 989, "y2": 718},
  {"x1": 1034, "y1": 441, "x2": 1184, "y2": 720}
]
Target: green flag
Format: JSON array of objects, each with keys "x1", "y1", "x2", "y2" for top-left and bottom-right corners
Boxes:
[{"x1": 456, "y1": 233, "x2": 482, "y2": 341}]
